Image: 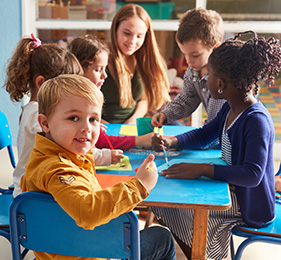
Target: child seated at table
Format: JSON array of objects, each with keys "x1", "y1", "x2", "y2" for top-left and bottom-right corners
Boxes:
[
  {"x1": 20, "y1": 74, "x2": 176, "y2": 260},
  {"x1": 68, "y1": 34, "x2": 154, "y2": 150},
  {"x1": 151, "y1": 31, "x2": 281, "y2": 259},
  {"x1": 4, "y1": 34, "x2": 124, "y2": 197}
]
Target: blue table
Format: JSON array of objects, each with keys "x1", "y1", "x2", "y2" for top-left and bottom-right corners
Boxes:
[{"x1": 98, "y1": 124, "x2": 231, "y2": 260}]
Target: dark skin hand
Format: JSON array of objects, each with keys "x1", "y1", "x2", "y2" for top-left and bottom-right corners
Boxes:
[
  {"x1": 151, "y1": 133, "x2": 215, "y2": 179},
  {"x1": 161, "y1": 163, "x2": 214, "y2": 179},
  {"x1": 151, "y1": 133, "x2": 175, "y2": 152}
]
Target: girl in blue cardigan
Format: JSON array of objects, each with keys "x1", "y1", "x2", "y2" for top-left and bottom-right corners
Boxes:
[{"x1": 152, "y1": 31, "x2": 281, "y2": 259}]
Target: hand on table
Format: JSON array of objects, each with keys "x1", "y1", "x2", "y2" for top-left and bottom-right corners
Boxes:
[
  {"x1": 135, "y1": 154, "x2": 158, "y2": 192},
  {"x1": 111, "y1": 149, "x2": 124, "y2": 164},
  {"x1": 161, "y1": 163, "x2": 214, "y2": 179}
]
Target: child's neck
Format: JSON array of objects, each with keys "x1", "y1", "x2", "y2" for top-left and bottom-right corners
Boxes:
[{"x1": 200, "y1": 66, "x2": 207, "y2": 78}]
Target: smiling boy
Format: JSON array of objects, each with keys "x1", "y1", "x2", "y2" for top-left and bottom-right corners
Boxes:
[{"x1": 20, "y1": 74, "x2": 176, "y2": 260}]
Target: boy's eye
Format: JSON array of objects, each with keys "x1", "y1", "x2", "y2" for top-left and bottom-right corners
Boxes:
[
  {"x1": 68, "y1": 116, "x2": 78, "y2": 121},
  {"x1": 90, "y1": 117, "x2": 97, "y2": 123}
]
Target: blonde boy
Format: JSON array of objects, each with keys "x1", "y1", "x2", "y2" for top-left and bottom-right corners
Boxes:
[{"x1": 20, "y1": 74, "x2": 176, "y2": 260}]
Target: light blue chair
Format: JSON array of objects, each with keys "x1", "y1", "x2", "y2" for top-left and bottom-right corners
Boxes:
[
  {"x1": 0, "y1": 112, "x2": 16, "y2": 242},
  {"x1": 9, "y1": 191, "x2": 140, "y2": 260},
  {"x1": 230, "y1": 201, "x2": 281, "y2": 260}
]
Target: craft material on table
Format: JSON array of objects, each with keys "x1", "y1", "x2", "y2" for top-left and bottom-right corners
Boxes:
[
  {"x1": 96, "y1": 174, "x2": 134, "y2": 189},
  {"x1": 119, "y1": 124, "x2": 163, "y2": 136},
  {"x1": 95, "y1": 156, "x2": 132, "y2": 171},
  {"x1": 157, "y1": 157, "x2": 227, "y2": 174},
  {"x1": 127, "y1": 148, "x2": 180, "y2": 157}
]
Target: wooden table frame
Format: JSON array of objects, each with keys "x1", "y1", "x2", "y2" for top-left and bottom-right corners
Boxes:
[{"x1": 97, "y1": 124, "x2": 232, "y2": 260}]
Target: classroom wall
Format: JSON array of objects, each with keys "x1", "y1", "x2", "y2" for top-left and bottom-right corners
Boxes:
[{"x1": 0, "y1": 0, "x2": 22, "y2": 145}]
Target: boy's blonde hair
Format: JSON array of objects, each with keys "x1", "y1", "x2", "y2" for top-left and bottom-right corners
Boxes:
[
  {"x1": 176, "y1": 8, "x2": 224, "y2": 48},
  {"x1": 38, "y1": 74, "x2": 104, "y2": 117}
]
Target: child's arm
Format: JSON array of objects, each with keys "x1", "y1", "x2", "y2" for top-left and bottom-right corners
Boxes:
[{"x1": 92, "y1": 148, "x2": 112, "y2": 166}]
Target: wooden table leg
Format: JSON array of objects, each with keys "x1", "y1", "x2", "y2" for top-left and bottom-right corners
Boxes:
[{"x1": 191, "y1": 209, "x2": 209, "y2": 260}]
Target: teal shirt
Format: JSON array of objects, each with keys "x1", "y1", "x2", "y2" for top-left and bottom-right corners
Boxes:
[{"x1": 101, "y1": 69, "x2": 144, "y2": 123}]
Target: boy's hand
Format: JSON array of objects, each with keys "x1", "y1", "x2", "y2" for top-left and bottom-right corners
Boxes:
[
  {"x1": 111, "y1": 149, "x2": 124, "y2": 164},
  {"x1": 151, "y1": 112, "x2": 166, "y2": 127},
  {"x1": 151, "y1": 134, "x2": 172, "y2": 152},
  {"x1": 135, "y1": 154, "x2": 158, "y2": 192}
]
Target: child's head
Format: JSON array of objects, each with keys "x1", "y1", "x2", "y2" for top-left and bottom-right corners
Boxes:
[
  {"x1": 175, "y1": 8, "x2": 224, "y2": 72},
  {"x1": 109, "y1": 3, "x2": 170, "y2": 110},
  {"x1": 208, "y1": 31, "x2": 281, "y2": 98},
  {"x1": 111, "y1": 4, "x2": 151, "y2": 57},
  {"x1": 4, "y1": 34, "x2": 83, "y2": 102},
  {"x1": 38, "y1": 74, "x2": 104, "y2": 155},
  {"x1": 68, "y1": 34, "x2": 109, "y2": 88}
]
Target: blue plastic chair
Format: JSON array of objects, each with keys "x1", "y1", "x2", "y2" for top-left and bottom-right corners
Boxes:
[
  {"x1": 9, "y1": 191, "x2": 140, "y2": 260},
  {"x1": 0, "y1": 112, "x2": 16, "y2": 242},
  {"x1": 0, "y1": 112, "x2": 16, "y2": 170},
  {"x1": 230, "y1": 201, "x2": 281, "y2": 260}
]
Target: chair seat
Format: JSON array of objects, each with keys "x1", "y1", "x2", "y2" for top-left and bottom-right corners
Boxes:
[
  {"x1": 231, "y1": 202, "x2": 281, "y2": 260},
  {"x1": 232, "y1": 202, "x2": 281, "y2": 238}
]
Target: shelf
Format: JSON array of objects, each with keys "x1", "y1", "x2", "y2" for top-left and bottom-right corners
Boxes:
[{"x1": 35, "y1": 19, "x2": 281, "y2": 33}]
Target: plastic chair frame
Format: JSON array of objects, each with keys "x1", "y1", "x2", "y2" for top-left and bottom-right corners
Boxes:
[
  {"x1": 230, "y1": 200, "x2": 281, "y2": 260},
  {"x1": 10, "y1": 191, "x2": 140, "y2": 260}
]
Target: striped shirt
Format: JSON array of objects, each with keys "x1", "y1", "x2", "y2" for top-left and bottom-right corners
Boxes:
[{"x1": 162, "y1": 67, "x2": 226, "y2": 124}]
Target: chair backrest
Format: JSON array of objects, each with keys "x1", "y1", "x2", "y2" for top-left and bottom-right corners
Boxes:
[
  {"x1": 0, "y1": 112, "x2": 16, "y2": 168},
  {"x1": 10, "y1": 191, "x2": 140, "y2": 260}
]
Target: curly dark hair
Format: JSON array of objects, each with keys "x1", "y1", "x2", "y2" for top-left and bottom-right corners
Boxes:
[{"x1": 208, "y1": 31, "x2": 281, "y2": 96}]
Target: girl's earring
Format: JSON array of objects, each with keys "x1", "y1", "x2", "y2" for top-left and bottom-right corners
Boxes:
[{"x1": 218, "y1": 89, "x2": 223, "y2": 94}]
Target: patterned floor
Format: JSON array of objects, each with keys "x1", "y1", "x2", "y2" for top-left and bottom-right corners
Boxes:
[{"x1": 179, "y1": 79, "x2": 281, "y2": 141}]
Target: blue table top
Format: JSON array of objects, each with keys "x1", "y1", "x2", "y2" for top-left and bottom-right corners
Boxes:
[{"x1": 98, "y1": 124, "x2": 231, "y2": 210}]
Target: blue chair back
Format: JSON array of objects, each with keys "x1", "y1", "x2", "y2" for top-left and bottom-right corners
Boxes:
[
  {"x1": 0, "y1": 112, "x2": 16, "y2": 168},
  {"x1": 231, "y1": 202, "x2": 281, "y2": 260},
  {"x1": 10, "y1": 191, "x2": 140, "y2": 260}
]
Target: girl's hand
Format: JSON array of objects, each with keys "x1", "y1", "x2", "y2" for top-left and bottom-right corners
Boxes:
[
  {"x1": 161, "y1": 163, "x2": 214, "y2": 179},
  {"x1": 135, "y1": 154, "x2": 158, "y2": 192},
  {"x1": 100, "y1": 123, "x2": 108, "y2": 132},
  {"x1": 135, "y1": 132, "x2": 154, "y2": 148},
  {"x1": 111, "y1": 149, "x2": 124, "y2": 164},
  {"x1": 151, "y1": 112, "x2": 166, "y2": 127},
  {"x1": 151, "y1": 134, "x2": 172, "y2": 152}
]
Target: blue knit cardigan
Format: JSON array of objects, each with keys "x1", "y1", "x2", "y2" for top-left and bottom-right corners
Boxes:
[{"x1": 176, "y1": 101, "x2": 275, "y2": 228}]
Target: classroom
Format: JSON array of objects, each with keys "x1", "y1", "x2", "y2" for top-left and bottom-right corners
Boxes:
[{"x1": 1, "y1": 0, "x2": 281, "y2": 259}]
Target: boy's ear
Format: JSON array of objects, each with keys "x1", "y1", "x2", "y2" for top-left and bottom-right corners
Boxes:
[
  {"x1": 213, "y1": 41, "x2": 221, "y2": 49},
  {"x1": 38, "y1": 114, "x2": 50, "y2": 133},
  {"x1": 35, "y1": 75, "x2": 45, "y2": 89}
]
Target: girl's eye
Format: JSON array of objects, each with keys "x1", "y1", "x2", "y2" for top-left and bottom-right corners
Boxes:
[
  {"x1": 69, "y1": 116, "x2": 78, "y2": 121},
  {"x1": 192, "y1": 54, "x2": 200, "y2": 58}
]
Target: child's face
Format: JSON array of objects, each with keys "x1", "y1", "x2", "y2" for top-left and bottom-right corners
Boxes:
[
  {"x1": 83, "y1": 51, "x2": 108, "y2": 89},
  {"x1": 177, "y1": 39, "x2": 213, "y2": 72},
  {"x1": 116, "y1": 15, "x2": 147, "y2": 56},
  {"x1": 207, "y1": 63, "x2": 219, "y2": 99},
  {"x1": 40, "y1": 94, "x2": 101, "y2": 155}
]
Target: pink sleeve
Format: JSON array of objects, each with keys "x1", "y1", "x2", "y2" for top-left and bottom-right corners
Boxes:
[{"x1": 96, "y1": 130, "x2": 136, "y2": 150}]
